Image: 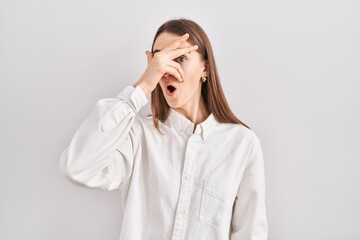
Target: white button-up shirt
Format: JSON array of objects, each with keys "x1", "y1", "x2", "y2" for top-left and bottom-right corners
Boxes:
[{"x1": 60, "y1": 86, "x2": 268, "y2": 240}]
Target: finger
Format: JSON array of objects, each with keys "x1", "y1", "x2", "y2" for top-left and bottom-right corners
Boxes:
[
  {"x1": 145, "y1": 50, "x2": 153, "y2": 65},
  {"x1": 163, "y1": 66, "x2": 183, "y2": 83},
  {"x1": 162, "y1": 33, "x2": 190, "y2": 51},
  {"x1": 167, "y1": 61, "x2": 185, "y2": 81},
  {"x1": 168, "y1": 45, "x2": 198, "y2": 59}
]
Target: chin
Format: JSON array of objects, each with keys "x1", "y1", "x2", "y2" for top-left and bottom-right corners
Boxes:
[
  {"x1": 166, "y1": 100, "x2": 181, "y2": 109},
  {"x1": 167, "y1": 98, "x2": 184, "y2": 109}
]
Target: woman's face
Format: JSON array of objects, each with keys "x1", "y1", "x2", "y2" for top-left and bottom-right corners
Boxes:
[{"x1": 153, "y1": 32, "x2": 207, "y2": 110}]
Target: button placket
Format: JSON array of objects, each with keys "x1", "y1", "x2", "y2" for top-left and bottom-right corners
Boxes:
[{"x1": 171, "y1": 136, "x2": 199, "y2": 240}]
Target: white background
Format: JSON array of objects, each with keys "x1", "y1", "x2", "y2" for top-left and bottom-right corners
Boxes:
[{"x1": 1, "y1": 0, "x2": 359, "y2": 239}]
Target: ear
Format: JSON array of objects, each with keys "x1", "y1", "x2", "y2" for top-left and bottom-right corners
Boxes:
[{"x1": 202, "y1": 61, "x2": 208, "y2": 77}]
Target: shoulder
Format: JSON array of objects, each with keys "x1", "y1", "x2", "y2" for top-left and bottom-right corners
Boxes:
[
  {"x1": 138, "y1": 114, "x2": 154, "y2": 127},
  {"x1": 218, "y1": 121, "x2": 258, "y2": 138},
  {"x1": 214, "y1": 122, "x2": 260, "y2": 147},
  {"x1": 134, "y1": 114, "x2": 163, "y2": 134}
]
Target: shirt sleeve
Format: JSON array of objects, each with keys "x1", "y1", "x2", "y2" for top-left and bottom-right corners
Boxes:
[
  {"x1": 230, "y1": 135, "x2": 268, "y2": 239},
  {"x1": 59, "y1": 85, "x2": 148, "y2": 191}
]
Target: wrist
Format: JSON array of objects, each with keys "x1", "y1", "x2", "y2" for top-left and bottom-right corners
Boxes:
[{"x1": 134, "y1": 81, "x2": 150, "y2": 95}]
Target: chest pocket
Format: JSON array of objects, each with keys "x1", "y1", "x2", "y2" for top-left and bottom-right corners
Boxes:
[{"x1": 199, "y1": 179, "x2": 238, "y2": 229}]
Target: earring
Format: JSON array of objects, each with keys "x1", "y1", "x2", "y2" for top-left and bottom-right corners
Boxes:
[{"x1": 202, "y1": 76, "x2": 207, "y2": 82}]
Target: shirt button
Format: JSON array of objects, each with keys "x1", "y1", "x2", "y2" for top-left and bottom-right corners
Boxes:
[
  {"x1": 180, "y1": 208, "x2": 186, "y2": 215},
  {"x1": 184, "y1": 174, "x2": 191, "y2": 181}
]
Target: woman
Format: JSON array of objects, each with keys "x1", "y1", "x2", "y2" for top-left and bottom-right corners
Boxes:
[{"x1": 60, "y1": 18, "x2": 268, "y2": 240}]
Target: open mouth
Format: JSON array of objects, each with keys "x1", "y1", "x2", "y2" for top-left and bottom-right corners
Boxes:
[
  {"x1": 165, "y1": 84, "x2": 177, "y2": 96},
  {"x1": 167, "y1": 85, "x2": 176, "y2": 93}
]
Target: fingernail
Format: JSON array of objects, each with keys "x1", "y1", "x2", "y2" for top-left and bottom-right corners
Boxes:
[{"x1": 183, "y1": 33, "x2": 189, "y2": 37}]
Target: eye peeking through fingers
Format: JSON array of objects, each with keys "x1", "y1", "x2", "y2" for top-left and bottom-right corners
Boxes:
[{"x1": 175, "y1": 56, "x2": 186, "y2": 63}]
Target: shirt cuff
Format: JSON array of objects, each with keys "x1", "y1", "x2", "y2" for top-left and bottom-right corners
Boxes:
[{"x1": 116, "y1": 86, "x2": 148, "y2": 113}]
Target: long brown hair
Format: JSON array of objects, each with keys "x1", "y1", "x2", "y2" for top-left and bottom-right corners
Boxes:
[{"x1": 150, "y1": 18, "x2": 250, "y2": 130}]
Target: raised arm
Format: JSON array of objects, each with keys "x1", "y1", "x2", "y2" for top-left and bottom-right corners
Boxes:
[{"x1": 59, "y1": 86, "x2": 148, "y2": 190}]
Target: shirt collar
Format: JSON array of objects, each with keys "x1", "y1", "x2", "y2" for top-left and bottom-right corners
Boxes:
[{"x1": 167, "y1": 108, "x2": 218, "y2": 140}]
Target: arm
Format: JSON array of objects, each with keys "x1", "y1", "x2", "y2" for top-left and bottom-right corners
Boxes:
[
  {"x1": 59, "y1": 85, "x2": 148, "y2": 191},
  {"x1": 230, "y1": 135, "x2": 268, "y2": 239}
]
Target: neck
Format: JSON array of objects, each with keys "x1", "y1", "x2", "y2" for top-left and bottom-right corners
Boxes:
[{"x1": 174, "y1": 95, "x2": 210, "y2": 129}]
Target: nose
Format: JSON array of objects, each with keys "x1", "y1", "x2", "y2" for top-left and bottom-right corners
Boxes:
[{"x1": 163, "y1": 73, "x2": 172, "y2": 79}]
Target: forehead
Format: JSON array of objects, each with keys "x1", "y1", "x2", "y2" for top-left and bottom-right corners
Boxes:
[{"x1": 153, "y1": 32, "x2": 191, "y2": 51}]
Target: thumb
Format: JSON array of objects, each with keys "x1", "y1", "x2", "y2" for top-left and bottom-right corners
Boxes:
[{"x1": 145, "y1": 50, "x2": 153, "y2": 65}]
